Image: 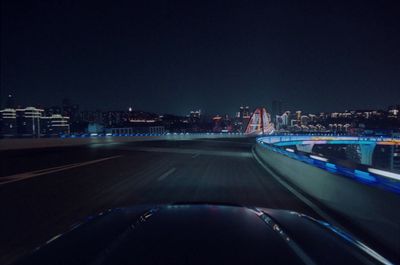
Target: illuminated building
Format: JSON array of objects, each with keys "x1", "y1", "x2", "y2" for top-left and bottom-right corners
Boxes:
[
  {"x1": 189, "y1": 110, "x2": 201, "y2": 123},
  {"x1": 0, "y1": 107, "x2": 70, "y2": 137},
  {"x1": 331, "y1": 112, "x2": 339, "y2": 118},
  {"x1": 308, "y1": 114, "x2": 317, "y2": 122},
  {"x1": 282, "y1": 111, "x2": 289, "y2": 125},
  {"x1": 300, "y1": 115, "x2": 309, "y2": 126},
  {"x1": 290, "y1": 119, "x2": 298, "y2": 127},
  {"x1": 271, "y1": 100, "x2": 283, "y2": 122},
  {"x1": 233, "y1": 106, "x2": 251, "y2": 132},
  {"x1": 16, "y1": 107, "x2": 44, "y2": 137},
  {"x1": 239, "y1": 106, "x2": 244, "y2": 118},
  {"x1": 41, "y1": 114, "x2": 70, "y2": 135},
  {"x1": 189, "y1": 110, "x2": 201, "y2": 118},
  {"x1": 238, "y1": 106, "x2": 250, "y2": 119},
  {"x1": 244, "y1": 106, "x2": 250, "y2": 118},
  {"x1": 0, "y1": 108, "x2": 17, "y2": 137},
  {"x1": 296, "y1": 110, "x2": 302, "y2": 121},
  {"x1": 275, "y1": 111, "x2": 290, "y2": 130},
  {"x1": 212, "y1": 115, "x2": 222, "y2": 132},
  {"x1": 388, "y1": 105, "x2": 399, "y2": 118}
]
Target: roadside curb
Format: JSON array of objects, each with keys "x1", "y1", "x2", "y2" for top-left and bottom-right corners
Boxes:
[{"x1": 251, "y1": 145, "x2": 345, "y2": 229}]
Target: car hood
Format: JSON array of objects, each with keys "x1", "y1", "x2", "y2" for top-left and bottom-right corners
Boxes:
[{"x1": 14, "y1": 204, "x2": 390, "y2": 265}]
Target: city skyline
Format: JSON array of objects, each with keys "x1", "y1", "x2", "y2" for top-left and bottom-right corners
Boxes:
[
  {"x1": 3, "y1": 93, "x2": 399, "y2": 118},
  {"x1": 2, "y1": 92, "x2": 399, "y2": 138}
]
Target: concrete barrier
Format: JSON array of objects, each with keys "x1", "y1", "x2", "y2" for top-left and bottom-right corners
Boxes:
[
  {"x1": 0, "y1": 134, "x2": 245, "y2": 151},
  {"x1": 255, "y1": 143, "x2": 400, "y2": 257}
]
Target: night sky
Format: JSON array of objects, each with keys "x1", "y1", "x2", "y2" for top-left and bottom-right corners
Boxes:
[{"x1": 1, "y1": 0, "x2": 400, "y2": 115}]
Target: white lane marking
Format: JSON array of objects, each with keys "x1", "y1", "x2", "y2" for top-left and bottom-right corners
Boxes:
[
  {"x1": 192, "y1": 153, "x2": 200, "y2": 158},
  {"x1": 46, "y1": 234, "x2": 63, "y2": 244},
  {"x1": 0, "y1": 155, "x2": 122, "y2": 186},
  {"x1": 251, "y1": 146, "x2": 341, "y2": 227},
  {"x1": 2, "y1": 163, "x2": 82, "y2": 179},
  {"x1": 158, "y1": 168, "x2": 176, "y2": 181}
]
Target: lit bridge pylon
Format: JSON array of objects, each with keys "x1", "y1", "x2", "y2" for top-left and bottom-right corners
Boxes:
[{"x1": 245, "y1": 107, "x2": 275, "y2": 135}]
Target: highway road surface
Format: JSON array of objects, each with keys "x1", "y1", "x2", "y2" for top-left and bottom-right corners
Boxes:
[{"x1": 0, "y1": 138, "x2": 391, "y2": 264}]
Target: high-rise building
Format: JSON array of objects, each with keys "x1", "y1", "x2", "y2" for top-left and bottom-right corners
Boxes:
[
  {"x1": 296, "y1": 110, "x2": 302, "y2": 121},
  {"x1": 189, "y1": 110, "x2": 201, "y2": 123},
  {"x1": 41, "y1": 114, "x2": 70, "y2": 135},
  {"x1": 239, "y1": 106, "x2": 250, "y2": 119},
  {"x1": 239, "y1": 106, "x2": 251, "y2": 132},
  {"x1": 244, "y1": 106, "x2": 250, "y2": 119},
  {"x1": 271, "y1": 100, "x2": 283, "y2": 122},
  {"x1": 238, "y1": 106, "x2": 244, "y2": 118}
]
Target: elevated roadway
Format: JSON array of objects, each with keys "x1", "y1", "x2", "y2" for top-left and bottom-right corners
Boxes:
[
  {"x1": 255, "y1": 135, "x2": 400, "y2": 262},
  {"x1": 1, "y1": 136, "x2": 398, "y2": 264}
]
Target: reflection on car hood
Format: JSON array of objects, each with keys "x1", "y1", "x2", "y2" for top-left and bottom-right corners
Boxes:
[{"x1": 14, "y1": 204, "x2": 391, "y2": 265}]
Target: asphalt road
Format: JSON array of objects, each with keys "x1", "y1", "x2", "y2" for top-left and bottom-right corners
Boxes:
[{"x1": 0, "y1": 138, "x2": 335, "y2": 264}]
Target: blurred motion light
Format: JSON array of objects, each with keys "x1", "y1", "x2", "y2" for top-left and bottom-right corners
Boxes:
[
  {"x1": 310, "y1": 155, "x2": 328, "y2": 162},
  {"x1": 368, "y1": 168, "x2": 400, "y2": 181},
  {"x1": 354, "y1": 170, "x2": 376, "y2": 182}
]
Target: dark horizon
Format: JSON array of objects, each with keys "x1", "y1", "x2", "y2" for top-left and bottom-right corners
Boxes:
[{"x1": 1, "y1": 0, "x2": 400, "y2": 115}]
